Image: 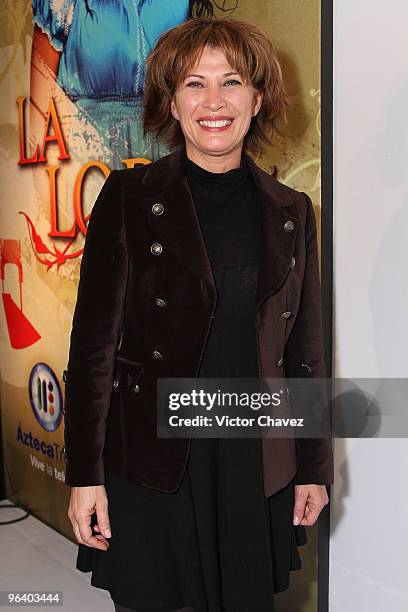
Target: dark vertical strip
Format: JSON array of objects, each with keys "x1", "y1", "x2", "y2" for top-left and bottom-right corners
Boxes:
[
  {"x1": 0, "y1": 415, "x2": 4, "y2": 500},
  {"x1": 42, "y1": 378, "x2": 47, "y2": 413},
  {"x1": 318, "y1": 1, "x2": 333, "y2": 612}
]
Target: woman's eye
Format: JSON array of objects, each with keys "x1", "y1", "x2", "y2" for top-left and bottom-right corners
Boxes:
[{"x1": 186, "y1": 80, "x2": 242, "y2": 88}]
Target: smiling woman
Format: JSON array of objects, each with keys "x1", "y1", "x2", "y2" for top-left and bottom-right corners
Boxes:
[{"x1": 65, "y1": 15, "x2": 333, "y2": 612}]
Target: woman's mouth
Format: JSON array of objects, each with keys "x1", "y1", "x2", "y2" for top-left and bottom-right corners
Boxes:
[{"x1": 197, "y1": 119, "x2": 234, "y2": 131}]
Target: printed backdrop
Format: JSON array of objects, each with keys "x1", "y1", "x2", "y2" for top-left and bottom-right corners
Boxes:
[{"x1": 0, "y1": 2, "x2": 322, "y2": 609}]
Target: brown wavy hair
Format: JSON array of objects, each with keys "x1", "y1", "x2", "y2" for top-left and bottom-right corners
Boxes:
[{"x1": 143, "y1": 16, "x2": 292, "y2": 156}]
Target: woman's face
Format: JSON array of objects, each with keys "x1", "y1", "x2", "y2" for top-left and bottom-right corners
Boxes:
[{"x1": 170, "y1": 45, "x2": 263, "y2": 169}]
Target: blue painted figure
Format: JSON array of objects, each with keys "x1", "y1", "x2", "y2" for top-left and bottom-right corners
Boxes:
[{"x1": 32, "y1": 0, "x2": 190, "y2": 166}]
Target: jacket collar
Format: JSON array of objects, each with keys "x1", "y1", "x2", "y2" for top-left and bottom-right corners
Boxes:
[{"x1": 139, "y1": 145, "x2": 298, "y2": 309}]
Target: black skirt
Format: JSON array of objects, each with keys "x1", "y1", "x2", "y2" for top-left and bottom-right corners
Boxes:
[{"x1": 76, "y1": 435, "x2": 307, "y2": 611}]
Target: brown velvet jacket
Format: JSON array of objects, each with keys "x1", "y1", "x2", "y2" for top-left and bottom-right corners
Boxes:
[{"x1": 63, "y1": 145, "x2": 334, "y2": 496}]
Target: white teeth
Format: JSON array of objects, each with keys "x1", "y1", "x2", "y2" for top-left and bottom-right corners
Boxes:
[{"x1": 198, "y1": 119, "x2": 232, "y2": 127}]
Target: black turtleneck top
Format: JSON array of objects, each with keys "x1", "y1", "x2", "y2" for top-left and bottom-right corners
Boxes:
[{"x1": 184, "y1": 150, "x2": 261, "y2": 378}]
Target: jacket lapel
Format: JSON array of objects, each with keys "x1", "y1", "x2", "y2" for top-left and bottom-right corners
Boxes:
[
  {"x1": 244, "y1": 154, "x2": 299, "y2": 309},
  {"x1": 140, "y1": 146, "x2": 299, "y2": 309}
]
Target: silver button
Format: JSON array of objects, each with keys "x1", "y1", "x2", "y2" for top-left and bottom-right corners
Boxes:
[
  {"x1": 131, "y1": 384, "x2": 140, "y2": 393},
  {"x1": 301, "y1": 363, "x2": 312, "y2": 373},
  {"x1": 155, "y1": 298, "x2": 167, "y2": 307},
  {"x1": 151, "y1": 242, "x2": 162, "y2": 255},
  {"x1": 281, "y1": 311, "x2": 292, "y2": 319},
  {"x1": 284, "y1": 220, "x2": 294, "y2": 232},
  {"x1": 152, "y1": 203, "x2": 164, "y2": 215},
  {"x1": 277, "y1": 357, "x2": 283, "y2": 367},
  {"x1": 153, "y1": 350, "x2": 163, "y2": 359},
  {"x1": 290, "y1": 256, "x2": 296, "y2": 268},
  {"x1": 112, "y1": 378, "x2": 119, "y2": 389}
]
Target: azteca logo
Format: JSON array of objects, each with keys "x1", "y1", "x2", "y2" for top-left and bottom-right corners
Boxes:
[{"x1": 28, "y1": 363, "x2": 63, "y2": 432}]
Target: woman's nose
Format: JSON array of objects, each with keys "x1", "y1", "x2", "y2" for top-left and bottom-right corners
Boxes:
[{"x1": 203, "y1": 86, "x2": 226, "y2": 110}]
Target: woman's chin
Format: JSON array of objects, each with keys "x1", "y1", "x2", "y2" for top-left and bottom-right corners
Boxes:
[{"x1": 192, "y1": 139, "x2": 240, "y2": 156}]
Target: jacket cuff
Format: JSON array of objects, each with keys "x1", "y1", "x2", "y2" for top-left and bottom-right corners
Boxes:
[
  {"x1": 294, "y1": 437, "x2": 334, "y2": 485},
  {"x1": 64, "y1": 456, "x2": 106, "y2": 487}
]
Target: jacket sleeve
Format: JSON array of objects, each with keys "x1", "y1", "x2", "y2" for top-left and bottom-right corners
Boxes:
[
  {"x1": 284, "y1": 192, "x2": 334, "y2": 486},
  {"x1": 63, "y1": 170, "x2": 128, "y2": 487}
]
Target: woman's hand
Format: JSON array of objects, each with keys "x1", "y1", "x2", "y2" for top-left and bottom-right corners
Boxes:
[
  {"x1": 68, "y1": 485, "x2": 112, "y2": 551},
  {"x1": 292, "y1": 484, "x2": 329, "y2": 526}
]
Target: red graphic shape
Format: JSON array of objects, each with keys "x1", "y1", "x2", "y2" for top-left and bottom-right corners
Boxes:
[
  {"x1": 19, "y1": 211, "x2": 86, "y2": 270},
  {"x1": 2, "y1": 293, "x2": 41, "y2": 348},
  {"x1": 1, "y1": 238, "x2": 42, "y2": 349}
]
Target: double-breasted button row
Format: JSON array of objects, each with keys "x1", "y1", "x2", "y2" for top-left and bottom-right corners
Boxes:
[
  {"x1": 150, "y1": 204, "x2": 164, "y2": 253},
  {"x1": 278, "y1": 221, "x2": 296, "y2": 345},
  {"x1": 281, "y1": 219, "x2": 296, "y2": 318},
  {"x1": 153, "y1": 285, "x2": 166, "y2": 357}
]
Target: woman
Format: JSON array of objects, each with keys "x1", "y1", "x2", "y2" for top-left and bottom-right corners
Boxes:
[
  {"x1": 64, "y1": 16, "x2": 334, "y2": 612},
  {"x1": 30, "y1": 0, "x2": 217, "y2": 167}
]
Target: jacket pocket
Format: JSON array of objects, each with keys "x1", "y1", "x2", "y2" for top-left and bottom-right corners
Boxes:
[{"x1": 112, "y1": 356, "x2": 144, "y2": 394}]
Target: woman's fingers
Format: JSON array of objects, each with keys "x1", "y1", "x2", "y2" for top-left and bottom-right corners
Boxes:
[
  {"x1": 71, "y1": 518, "x2": 86, "y2": 546},
  {"x1": 299, "y1": 502, "x2": 320, "y2": 526},
  {"x1": 77, "y1": 513, "x2": 109, "y2": 550},
  {"x1": 69, "y1": 513, "x2": 107, "y2": 548},
  {"x1": 293, "y1": 487, "x2": 307, "y2": 525},
  {"x1": 293, "y1": 484, "x2": 329, "y2": 526},
  {"x1": 95, "y1": 497, "x2": 112, "y2": 539},
  {"x1": 92, "y1": 524, "x2": 110, "y2": 543}
]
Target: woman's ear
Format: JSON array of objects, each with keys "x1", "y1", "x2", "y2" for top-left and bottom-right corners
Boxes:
[
  {"x1": 170, "y1": 97, "x2": 179, "y2": 121},
  {"x1": 253, "y1": 90, "x2": 264, "y2": 116}
]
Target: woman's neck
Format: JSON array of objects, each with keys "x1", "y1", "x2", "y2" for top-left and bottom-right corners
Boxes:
[{"x1": 183, "y1": 144, "x2": 244, "y2": 173}]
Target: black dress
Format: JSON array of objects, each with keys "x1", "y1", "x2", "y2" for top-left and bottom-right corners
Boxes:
[{"x1": 76, "y1": 150, "x2": 307, "y2": 612}]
